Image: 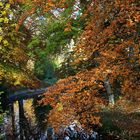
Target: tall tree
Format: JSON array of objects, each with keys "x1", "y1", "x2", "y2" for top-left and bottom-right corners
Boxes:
[
  {"x1": 41, "y1": 0, "x2": 140, "y2": 131},
  {"x1": 0, "y1": 1, "x2": 40, "y2": 88}
]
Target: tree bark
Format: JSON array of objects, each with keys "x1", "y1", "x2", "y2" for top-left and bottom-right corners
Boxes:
[
  {"x1": 18, "y1": 100, "x2": 24, "y2": 140},
  {"x1": 104, "y1": 78, "x2": 115, "y2": 106},
  {"x1": 9, "y1": 103, "x2": 16, "y2": 140}
]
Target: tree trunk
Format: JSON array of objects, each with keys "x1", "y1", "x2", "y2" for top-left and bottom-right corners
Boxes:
[
  {"x1": 18, "y1": 100, "x2": 34, "y2": 140},
  {"x1": 18, "y1": 100, "x2": 24, "y2": 140},
  {"x1": 9, "y1": 103, "x2": 16, "y2": 139},
  {"x1": 104, "y1": 78, "x2": 115, "y2": 106}
]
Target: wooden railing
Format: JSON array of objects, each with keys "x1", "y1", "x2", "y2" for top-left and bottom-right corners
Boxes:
[{"x1": 8, "y1": 87, "x2": 47, "y2": 103}]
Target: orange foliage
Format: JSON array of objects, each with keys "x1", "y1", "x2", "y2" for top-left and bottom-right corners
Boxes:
[{"x1": 40, "y1": 0, "x2": 140, "y2": 131}]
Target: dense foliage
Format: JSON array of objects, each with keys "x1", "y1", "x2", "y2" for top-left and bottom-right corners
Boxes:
[
  {"x1": 41, "y1": 0, "x2": 140, "y2": 132},
  {"x1": 0, "y1": 0, "x2": 140, "y2": 139},
  {"x1": 0, "y1": 1, "x2": 40, "y2": 88}
]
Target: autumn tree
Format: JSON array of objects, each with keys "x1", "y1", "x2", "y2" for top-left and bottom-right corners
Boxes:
[
  {"x1": 1, "y1": 0, "x2": 139, "y2": 136},
  {"x1": 40, "y1": 0, "x2": 140, "y2": 132},
  {"x1": 0, "y1": 1, "x2": 40, "y2": 88}
]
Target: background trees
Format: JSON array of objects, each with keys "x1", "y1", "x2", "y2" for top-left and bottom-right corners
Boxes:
[{"x1": 0, "y1": 1, "x2": 40, "y2": 88}]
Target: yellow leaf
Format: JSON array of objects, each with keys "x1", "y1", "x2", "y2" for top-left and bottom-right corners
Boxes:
[
  {"x1": 0, "y1": 36, "x2": 3, "y2": 42},
  {"x1": 3, "y1": 40, "x2": 9, "y2": 46},
  {"x1": 5, "y1": 3, "x2": 10, "y2": 10},
  {"x1": 4, "y1": 18, "x2": 9, "y2": 23},
  {"x1": 0, "y1": 18, "x2": 4, "y2": 22},
  {"x1": 0, "y1": 2, "x2": 3, "y2": 7},
  {"x1": 56, "y1": 102, "x2": 63, "y2": 111}
]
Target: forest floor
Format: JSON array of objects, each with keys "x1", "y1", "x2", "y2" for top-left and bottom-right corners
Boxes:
[{"x1": 100, "y1": 98, "x2": 140, "y2": 140}]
